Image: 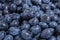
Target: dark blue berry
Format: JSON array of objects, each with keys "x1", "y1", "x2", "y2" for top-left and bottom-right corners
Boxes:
[
  {"x1": 21, "y1": 23, "x2": 30, "y2": 30},
  {"x1": 14, "y1": 0, "x2": 22, "y2": 5},
  {"x1": 41, "y1": 28, "x2": 54, "y2": 39},
  {"x1": 0, "y1": 31, "x2": 6, "y2": 40},
  {"x1": 0, "y1": 21, "x2": 8, "y2": 30},
  {"x1": 21, "y1": 30, "x2": 32, "y2": 40},
  {"x1": 4, "y1": 14, "x2": 12, "y2": 23},
  {"x1": 30, "y1": 25, "x2": 41, "y2": 34},
  {"x1": 15, "y1": 36, "x2": 22, "y2": 40},
  {"x1": 9, "y1": 27, "x2": 20, "y2": 36},
  {"x1": 40, "y1": 14, "x2": 50, "y2": 23},
  {"x1": 12, "y1": 13, "x2": 21, "y2": 20},
  {"x1": 39, "y1": 22, "x2": 48, "y2": 29},
  {"x1": 4, "y1": 35, "x2": 13, "y2": 40},
  {"x1": 48, "y1": 36, "x2": 56, "y2": 40},
  {"x1": 10, "y1": 20, "x2": 19, "y2": 27},
  {"x1": 29, "y1": 17, "x2": 39, "y2": 25},
  {"x1": 42, "y1": 0, "x2": 50, "y2": 3},
  {"x1": 9, "y1": 3, "x2": 17, "y2": 11},
  {"x1": 56, "y1": 25, "x2": 60, "y2": 34},
  {"x1": 57, "y1": 35, "x2": 60, "y2": 40},
  {"x1": 49, "y1": 21, "x2": 58, "y2": 28},
  {"x1": 31, "y1": 0, "x2": 42, "y2": 5}
]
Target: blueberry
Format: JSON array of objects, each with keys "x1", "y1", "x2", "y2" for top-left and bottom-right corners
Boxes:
[
  {"x1": 41, "y1": 28, "x2": 54, "y2": 39},
  {"x1": 17, "y1": 7, "x2": 22, "y2": 12},
  {"x1": 21, "y1": 30, "x2": 32, "y2": 40},
  {"x1": 0, "y1": 16, "x2": 4, "y2": 21},
  {"x1": 4, "y1": 35, "x2": 13, "y2": 40},
  {"x1": 22, "y1": 4, "x2": 30, "y2": 9},
  {"x1": 9, "y1": 27, "x2": 20, "y2": 36},
  {"x1": 31, "y1": 0, "x2": 42, "y2": 5},
  {"x1": 58, "y1": 17, "x2": 60, "y2": 24},
  {"x1": 0, "y1": 3, "x2": 3, "y2": 10},
  {"x1": 56, "y1": 25, "x2": 60, "y2": 34},
  {"x1": 22, "y1": 20, "x2": 29, "y2": 24},
  {"x1": 0, "y1": 21, "x2": 8, "y2": 30},
  {"x1": 21, "y1": 8, "x2": 34, "y2": 18},
  {"x1": 49, "y1": 21, "x2": 58, "y2": 28},
  {"x1": 14, "y1": 0, "x2": 22, "y2": 5},
  {"x1": 0, "y1": 31, "x2": 6, "y2": 40},
  {"x1": 48, "y1": 36, "x2": 56, "y2": 40},
  {"x1": 4, "y1": 14, "x2": 12, "y2": 23},
  {"x1": 46, "y1": 10, "x2": 54, "y2": 15},
  {"x1": 32, "y1": 38, "x2": 37, "y2": 40},
  {"x1": 57, "y1": 35, "x2": 60, "y2": 40},
  {"x1": 22, "y1": 0, "x2": 32, "y2": 6},
  {"x1": 10, "y1": 20, "x2": 19, "y2": 27},
  {"x1": 41, "y1": 4, "x2": 51, "y2": 10},
  {"x1": 30, "y1": 25, "x2": 41, "y2": 34},
  {"x1": 34, "y1": 10, "x2": 44, "y2": 18},
  {"x1": 50, "y1": 15, "x2": 58, "y2": 21},
  {"x1": 31, "y1": 6, "x2": 40, "y2": 12},
  {"x1": 9, "y1": 3, "x2": 17, "y2": 11},
  {"x1": 0, "y1": 0, "x2": 6, "y2": 3},
  {"x1": 39, "y1": 22, "x2": 48, "y2": 29},
  {"x1": 29, "y1": 17, "x2": 39, "y2": 25},
  {"x1": 15, "y1": 36, "x2": 22, "y2": 40},
  {"x1": 49, "y1": 2, "x2": 56, "y2": 9},
  {"x1": 40, "y1": 14, "x2": 50, "y2": 23},
  {"x1": 12, "y1": 13, "x2": 21, "y2": 20},
  {"x1": 42, "y1": 0, "x2": 50, "y2": 3},
  {"x1": 54, "y1": 8, "x2": 60, "y2": 15},
  {"x1": 21, "y1": 23, "x2": 30, "y2": 30},
  {"x1": 55, "y1": 2, "x2": 60, "y2": 9},
  {"x1": 0, "y1": 11, "x2": 2, "y2": 16}
]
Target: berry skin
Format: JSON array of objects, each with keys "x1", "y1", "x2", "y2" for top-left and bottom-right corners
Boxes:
[
  {"x1": 22, "y1": 4, "x2": 30, "y2": 9},
  {"x1": 57, "y1": 35, "x2": 60, "y2": 40},
  {"x1": 54, "y1": 8, "x2": 60, "y2": 15},
  {"x1": 42, "y1": 0, "x2": 50, "y2": 3},
  {"x1": 14, "y1": 0, "x2": 22, "y2": 5},
  {"x1": 4, "y1": 35, "x2": 13, "y2": 40},
  {"x1": 4, "y1": 14, "x2": 12, "y2": 23},
  {"x1": 9, "y1": 27, "x2": 20, "y2": 36},
  {"x1": 31, "y1": 0, "x2": 42, "y2": 5},
  {"x1": 0, "y1": 21, "x2": 8, "y2": 30},
  {"x1": 10, "y1": 20, "x2": 19, "y2": 27},
  {"x1": 31, "y1": 6, "x2": 40, "y2": 12},
  {"x1": 32, "y1": 38, "x2": 37, "y2": 40},
  {"x1": 29, "y1": 17, "x2": 39, "y2": 25},
  {"x1": 21, "y1": 30, "x2": 32, "y2": 40},
  {"x1": 9, "y1": 3, "x2": 17, "y2": 12},
  {"x1": 49, "y1": 21, "x2": 58, "y2": 28},
  {"x1": 50, "y1": 15, "x2": 58, "y2": 21},
  {"x1": 30, "y1": 25, "x2": 41, "y2": 34},
  {"x1": 39, "y1": 22, "x2": 48, "y2": 29},
  {"x1": 40, "y1": 14, "x2": 50, "y2": 23},
  {"x1": 22, "y1": 0, "x2": 32, "y2": 6},
  {"x1": 41, "y1": 28, "x2": 54, "y2": 39},
  {"x1": 48, "y1": 36, "x2": 56, "y2": 40},
  {"x1": 56, "y1": 25, "x2": 60, "y2": 34},
  {"x1": 14, "y1": 36, "x2": 22, "y2": 40},
  {"x1": 21, "y1": 23, "x2": 30, "y2": 30},
  {"x1": 0, "y1": 31, "x2": 6, "y2": 40},
  {"x1": 0, "y1": 11, "x2": 2, "y2": 16},
  {"x1": 34, "y1": 10, "x2": 44, "y2": 18},
  {"x1": 12, "y1": 13, "x2": 21, "y2": 20},
  {"x1": 46, "y1": 10, "x2": 54, "y2": 15}
]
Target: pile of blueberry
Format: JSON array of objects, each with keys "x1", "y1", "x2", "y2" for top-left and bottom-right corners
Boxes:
[{"x1": 0, "y1": 0, "x2": 60, "y2": 40}]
